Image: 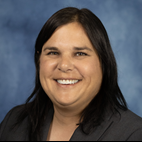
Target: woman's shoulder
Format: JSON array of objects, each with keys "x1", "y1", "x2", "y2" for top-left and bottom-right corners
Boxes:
[
  {"x1": 0, "y1": 105, "x2": 29, "y2": 141},
  {"x1": 0, "y1": 105, "x2": 25, "y2": 124},
  {"x1": 93, "y1": 108, "x2": 142, "y2": 141},
  {"x1": 104, "y1": 108, "x2": 142, "y2": 141},
  {"x1": 1, "y1": 105, "x2": 24, "y2": 122},
  {"x1": 117, "y1": 109, "x2": 142, "y2": 127}
]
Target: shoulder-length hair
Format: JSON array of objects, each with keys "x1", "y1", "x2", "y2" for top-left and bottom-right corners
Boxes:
[{"x1": 17, "y1": 7, "x2": 127, "y2": 141}]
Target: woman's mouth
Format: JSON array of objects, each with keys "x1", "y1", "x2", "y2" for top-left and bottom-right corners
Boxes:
[
  {"x1": 57, "y1": 79, "x2": 79, "y2": 85},
  {"x1": 54, "y1": 79, "x2": 81, "y2": 85}
]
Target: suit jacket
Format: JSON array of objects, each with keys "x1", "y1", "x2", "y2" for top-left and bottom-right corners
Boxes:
[{"x1": 0, "y1": 105, "x2": 142, "y2": 141}]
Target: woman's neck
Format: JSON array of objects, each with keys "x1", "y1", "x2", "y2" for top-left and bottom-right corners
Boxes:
[
  {"x1": 47, "y1": 105, "x2": 80, "y2": 141},
  {"x1": 53, "y1": 105, "x2": 81, "y2": 127}
]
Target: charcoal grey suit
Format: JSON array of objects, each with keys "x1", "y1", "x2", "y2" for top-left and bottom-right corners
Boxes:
[{"x1": 0, "y1": 106, "x2": 142, "y2": 141}]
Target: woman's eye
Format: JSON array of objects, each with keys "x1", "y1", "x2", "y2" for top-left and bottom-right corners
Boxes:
[
  {"x1": 76, "y1": 52, "x2": 87, "y2": 56},
  {"x1": 47, "y1": 52, "x2": 59, "y2": 55}
]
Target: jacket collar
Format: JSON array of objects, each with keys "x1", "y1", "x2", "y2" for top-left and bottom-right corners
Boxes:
[
  {"x1": 70, "y1": 109, "x2": 114, "y2": 141},
  {"x1": 41, "y1": 107, "x2": 115, "y2": 141}
]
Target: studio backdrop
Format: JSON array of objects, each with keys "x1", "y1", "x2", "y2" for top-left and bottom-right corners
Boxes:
[{"x1": 0, "y1": 0, "x2": 142, "y2": 122}]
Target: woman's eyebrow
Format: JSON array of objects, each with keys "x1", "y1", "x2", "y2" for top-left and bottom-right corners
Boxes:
[
  {"x1": 43, "y1": 47, "x2": 58, "y2": 51},
  {"x1": 43, "y1": 46, "x2": 93, "y2": 52},
  {"x1": 74, "y1": 47, "x2": 93, "y2": 52}
]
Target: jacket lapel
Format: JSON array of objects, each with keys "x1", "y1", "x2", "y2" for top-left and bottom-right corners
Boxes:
[
  {"x1": 41, "y1": 109, "x2": 54, "y2": 141},
  {"x1": 70, "y1": 111, "x2": 114, "y2": 141},
  {"x1": 41, "y1": 108, "x2": 114, "y2": 141}
]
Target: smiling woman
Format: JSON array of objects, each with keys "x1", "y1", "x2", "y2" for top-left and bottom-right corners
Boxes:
[
  {"x1": 0, "y1": 7, "x2": 142, "y2": 141},
  {"x1": 39, "y1": 22, "x2": 102, "y2": 113}
]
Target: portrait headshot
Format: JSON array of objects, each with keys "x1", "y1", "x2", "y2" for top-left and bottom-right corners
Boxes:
[{"x1": 0, "y1": 0, "x2": 142, "y2": 141}]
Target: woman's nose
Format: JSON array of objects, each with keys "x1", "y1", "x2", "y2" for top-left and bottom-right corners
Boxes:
[{"x1": 57, "y1": 55, "x2": 74, "y2": 73}]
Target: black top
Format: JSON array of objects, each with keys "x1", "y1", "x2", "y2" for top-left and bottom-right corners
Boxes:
[{"x1": 0, "y1": 105, "x2": 142, "y2": 141}]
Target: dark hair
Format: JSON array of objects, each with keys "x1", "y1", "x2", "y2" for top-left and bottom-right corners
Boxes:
[{"x1": 16, "y1": 7, "x2": 127, "y2": 141}]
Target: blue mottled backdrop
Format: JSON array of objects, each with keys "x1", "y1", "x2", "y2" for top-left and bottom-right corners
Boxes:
[{"x1": 0, "y1": 0, "x2": 142, "y2": 122}]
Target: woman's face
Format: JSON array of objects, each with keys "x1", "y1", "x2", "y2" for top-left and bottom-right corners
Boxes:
[{"x1": 39, "y1": 22, "x2": 102, "y2": 111}]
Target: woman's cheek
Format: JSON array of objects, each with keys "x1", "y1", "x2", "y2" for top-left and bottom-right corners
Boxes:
[{"x1": 40, "y1": 57, "x2": 57, "y2": 73}]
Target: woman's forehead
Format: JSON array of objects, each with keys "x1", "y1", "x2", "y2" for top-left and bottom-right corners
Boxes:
[{"x1": 42, "y1": 22, "x2": 94, "y2": 51}]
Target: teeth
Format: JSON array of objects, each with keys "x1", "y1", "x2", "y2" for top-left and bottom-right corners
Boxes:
[{"x1": 57, "y1": 80, "x2": 79, "y2": 85}]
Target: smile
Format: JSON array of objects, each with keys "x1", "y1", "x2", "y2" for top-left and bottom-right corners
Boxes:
[{"x1": 56, "y1": 79, "x2": 80, "y2": 85}]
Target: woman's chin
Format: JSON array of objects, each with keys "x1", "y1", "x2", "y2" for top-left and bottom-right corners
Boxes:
[{"x1": 54, "y1": 98, "x2": 78, "y2": 109}]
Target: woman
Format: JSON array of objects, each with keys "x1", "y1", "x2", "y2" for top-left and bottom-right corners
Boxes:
[{"x1": 0, "y1": 7, "x2": 142, "y2": 141}]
